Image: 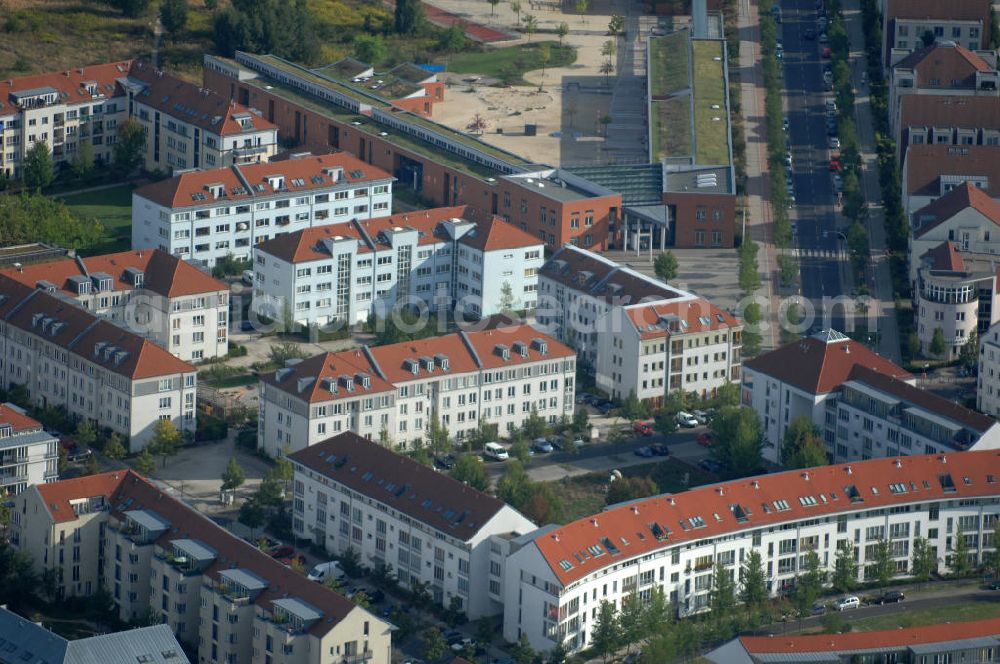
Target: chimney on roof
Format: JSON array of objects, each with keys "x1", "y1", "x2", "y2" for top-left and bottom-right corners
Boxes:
[
  {"x1": 752, "y1": 480, "x2": 759, "y2": 489},
  {"x1": 552, "y1": 533, "x2": 559, "y2": 542},
  {"x1": 591, "y1": 518, "x2": 598, "y2": 527},
  {"x1": 844, "y1": 345, "x2": 850, "y2": 354},
  {"x1": 668, "y1": 497, "x2": 676, "y2": 505},
  {"x1": 631, "y1": 506, "x2": 639, "y2": 515},
  {"x1": 941, "y1": 455, "x2": 948, "y2": 464},
  {"x1": 802, "y1": 471, "x2": 810, "y2": 481},
  {"x1": 846, "y1": 465, "x2": 853, "y2": 475},
  {"x1": 894, "y1": 458, "x2": 902, "y2": 468},
  {"x1": 717, "y1": 487, "x2": 725, "y2": 496}
]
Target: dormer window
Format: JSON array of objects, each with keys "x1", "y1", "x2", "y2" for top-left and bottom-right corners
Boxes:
[
  {"x1": 513, "y1": 341, "x2": 528, "y2": 358},
  {"x1": 435, "y1": 354, "x2": 449, "y2": 371},
  {"x1": 496, "y1": 344, "x2": 511, "y2": 361},
  {"x1": 358, "y1": 373, "x2": 371, "y2": 389},
  {"x1": 0, "y1": 426, "x2": 11, "y2": 439},
  {"x1": 341, "y1": 375, "x2": 354, "y2": 392},
  {"x1": 266, "y1": 175, "x2": 285, "y2": 190}
]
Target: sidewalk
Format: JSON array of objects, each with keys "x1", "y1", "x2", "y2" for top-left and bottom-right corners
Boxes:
[
  {"x1": 841, "y1": 0, "x2": 902, "y2": 363},
  {"x1": 737, "y1": 0, "x2": 781, "y2": 350}
]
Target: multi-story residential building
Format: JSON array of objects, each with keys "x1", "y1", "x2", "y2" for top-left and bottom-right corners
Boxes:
[
  {"x1": 1, "y1": 248, "x2": 230, "y2": 361},
  {"x1": 258, "y1": 323, "x2": 575, "y2": 456},
  {"x1": 709, "y1": 618, "x2": 1000, "y2": 663},
  {"x1": 882, "y1": 0, "x2": 992, "y2": 65},
  {"x1": 0, "y1": 274, "x2": 197, "y2": 451},
  {"x1": 979, "y1": 321, "x2": 1000, "y2": 417},
  {"x1": 502, "y1": 450, "x2": 1000, "y2": 653},
  {"x1": 201, "y1": 53, "x2": 624, "y2": 251},
  {"x1": 914, "y1": 241, "x2": 1000, "y2": 358},
  {"x1": 896, "y1": 95, "x2": 1000, "y2": 159},
  {"x1": 743, "y1": 330, "x2": 1000, "y2": 464},
  {"x1": 289, "y1": 432, "x2": 537, "y2": 618},
  {"x1": 252, "y1": 205, "x2": 544, "y2": 326},
  {"x1": 889, "y1": 42, "x2": 999, "y2": 136},
  {"x1": 0, "y1": 402, "x2": 58, "y2": 495},
  {"x1": 308, "y1": 57, "x2": 446, "y2": 117},
  {"x1": 131, "y1": 152, "x2": 394, "y2": 268},
  {"x1": 536, "y1": 245, "x2": 742, "y2": 404},
  {"x1": 11, "y1": 470, "x2": 392, "y2": 663},
  {"x1": 909, "y1": 181, "x2": 1000, "y2": 285},
  {"x1": 0, "y1": 61, "x2": 132, "y2": 179},
  {"x1": 902, "y1": 144, "x2": 1000, "y2": 217},
  {"x1": 0, "y1": 605, "x2": 188, "y2": 664},
  {"x1": 124, "y1": 62, "x2": 279, "y2": 173}
]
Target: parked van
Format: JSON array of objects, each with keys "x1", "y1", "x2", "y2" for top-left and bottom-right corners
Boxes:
[
  {"x1": 484, "y1": 442, "x2": 509, "y2": 461},
  {"x1": 834, "y1": 596, "x2": 860, "y2": 611},
  {"x1": 242, "y1": 270, "x2": 254, "y2": 286},
  {"x1": 308, "y1": 560, "x2": 346, "y2": 583}
]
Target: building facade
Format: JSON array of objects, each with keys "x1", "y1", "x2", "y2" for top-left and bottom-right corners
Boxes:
[
  {"x1": 883, "y1": 0, "x2": 992, "y2": 64},
  {"x1": 11, "y1": 470, "x2": 392, "y2": 664},
  {"x1": 132, "y1": 153, "x2": 394, "y2": 268},
  {"x1": 1, "y1": 249, "x2": 230, "y2": 362},
  {"x1": 0, "y1": 275, "x2": 197, "y2": 451},
  {"x1": 252, "y1": 206, "x2": 544, "y2": 326},
  {"x1": 0, "y1": 402, "x2": 57, "y2": 495},
  {"x1": 902, "y1": 145, "x2": 1000, "y2": 217},
  {"x1": 978, "y1": 320, "x2": 1000, "y2": 417},
  {"x1": 124, "y1": 62, "x2": 279, "y2": 173},
  {"x1": 289, "y1": 433, "x2": 537, "y2": 618},
  {"x1": 536, "y1": 245, "x2": 742, "y2": 404},
  {"x1": 896, "y1": 95, "x2": 1000, "y2": 159},
  {"x1": 503, "y1": 451, "x2": 1000, "y2": 653},
  {"x1": 258, "y1": 324, "x2": 575, "y2": 456}
]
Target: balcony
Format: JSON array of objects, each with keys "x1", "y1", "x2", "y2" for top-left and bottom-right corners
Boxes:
[
  {"x1": 232, "y1": 145, "x2": 269, "y2": 157},
  {"x1": 341, "y1": 652, "x2": 375, "y2": 664}
]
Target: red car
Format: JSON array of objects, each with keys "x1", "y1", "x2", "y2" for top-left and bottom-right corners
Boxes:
[
  {"x1": 632, "y1": 421, "x2": 654, "y2": 436},
  {"x1": 822, "y1": 47, "x2": 832, "y2": 58},
  {"x1": 697, "y1": 432, "x2": 715, "y2": 447},
  {"x1": 269, "y1": 545, "x2": 294, "y2": 559},
  {"x1": 829, "y1": 159, "x2": 840, "y2": 172}
]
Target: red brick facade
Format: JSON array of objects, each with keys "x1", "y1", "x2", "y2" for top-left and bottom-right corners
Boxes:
[{"x1": 663, "y1": 191, "x2": 736, "y2": 248}]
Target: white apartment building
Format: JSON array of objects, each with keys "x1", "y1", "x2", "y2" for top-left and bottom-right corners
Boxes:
[
  {"x1": 902, "y1": 144, "x2": 1000, "y2": 218},
  {"x1": 1, "y1": 248, "x2": 230, "y2": 362},
  {"x1": 132, "y1": 153, "x2": 394, "y2": 268},
  {"x1": 0, "y1": 61, "x2": 131, "y2": 178},
  {"x1": 290, "y1": 432, "x2": 537, "y2": 618},
  {"x1": 0, "y1": 275, "x2": 197, "y2": 452},
  {"x1": 124, "y1": 62, "x2": 279, "y2": 173},
  {"x1": 883, "y1": 0, "x2": 991, "y2": 64},
  {"x1": 914, "y1": 242, "x2": 1000, "y2": 358},
  {"x1": 503, "y1": 451, "x2": 1000, "y2": 653},
  {"x1": 252, "y1": 206, "x2": 544, "y2": 327},
  {"x1": 258, "y1": 324, "x2": 575, "y2": 457},
  {"x1": 11, "y1": 470, "x2": 392, "y2": 664},
  {"x1": 536, "y1": 245, "x2": 742, "y2": 405},
  {"x1": 743, "y1": 330, "x2": 1000, "y2": 464},
  {"x1": 0, "y1": 402, "x2": 57, "y2": 495},
  {"x1": 978, "y1": 321, "x2": 1000, "y2": 417}
]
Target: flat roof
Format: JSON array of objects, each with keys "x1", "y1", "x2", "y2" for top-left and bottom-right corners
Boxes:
[
  {"x1": 172, "y1": 538, "x2": 218, "y2": 561},
  {"x1": 125, "y1": 509, "x2": 170, "y2": 532},
  {"x1": 691, "y1": 39, "x2": 732, "y2": 166},
  {"x1": 663, "y1": 165, "x2": 732, "y2": 194},
  {"x1": 219, "y1": 567, "x2": 269, "y2": 591},
  {"x1": 649, "y1": 32, "x2": 691, "y2": 97},
  {"x1": 568, "y1": 164, "x2": 665, "y2": 206}
]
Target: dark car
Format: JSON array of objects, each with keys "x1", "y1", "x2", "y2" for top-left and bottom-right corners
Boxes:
[
  {"x1": 367, "y1": 588, "x2": 385, "y2": 604},
  {"x1": 988, "y1": 579, "x2": 1000, "y2": 590},
  {"x1": 875, "y1": 591, "x2": 905, "y2": 604},
  {"x1": 269, "y1": 545, "x2": 294, "y2": 559},
  {"x1": 812, "y1": 602, "x2": 828, "y2": 615},
  {"x1": 698, "y1": 458, "x2": 724, "y2": 474},
  {"x1": 59, "y1": 467, "x2": 85, "y2": 480},
  {"x1": 650, "y1": 443, "x2": 670, "y2": 456},
  {"x1": 66, "y1": 446, "x2": 91, "y2": 462},
  {"x1": 804, "y1": 27, "x2": 816, "y2": 39},
  {"x1": 634, "y1": 446, "x2": 654, "y2": 458},
  {"x1": 434, "y1": 454, "x2": 456, "y2": 470}
]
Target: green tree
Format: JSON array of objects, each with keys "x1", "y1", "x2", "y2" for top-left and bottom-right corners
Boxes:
[
  {"x1": 103, "y1": 433, "x2": 127, "y2": 461},
  {"x1": 605, "y1": 476, "x2": 658, "y2": 506},
  {"x1": 608, "y1": 14, "x2": 625, "y2": 39},
  {"x1": 739, "y1": 549, "x2": 767, "y2": 613},
  {"x1": 438, "y1": 22, "x2": 466, "y2": 52},
  {"x1": 832, "y1": 542, "x2": 859, "y2": 593},
  {"x1": 590, "y1": 600, "x2": 621, "y2": 663},
  {"x1": 537, "y1": 42, "x2": 551, "y2": 90},
  {"x1": 160, "y1": 0, "x2": 189, "y2": 37},
  {"x1": 109, "y1": 0, "x2": 151, "y2": 18},
  {"x1": 75, "y1": 419, "x2": 98, "y2": 451},
  {"x1": 354, "y1": 34, "x2": 388, "y2": 64},
  {"x1": 488, "y1": 0, "x2": 500, "y2": 16},
  {"x1": 221, "y1": 457, "x2": 246, "y2": 492},
  {"x1": 450, "y1": 453, "x2": 489, "y2": 491},
  {"x1": 425, "y1": 412, "x2": 450, "y2": 453},
  {"x1": 713, "y1": 382, "x2": 740, "y2": 408},
  {"x1": 134, "y1": 448, "x2": 155, "y2": 475},
  {"x1": 510, "y1": 634, "x2": 536, "y2": 664},
  {"x1": 509, "y1": 437, "x2": 531, "y2": 465},
  {"x1": 709, "y1": 561, "x2": 736, "y2": 621},
  {"x1": 522, "y1": 483, "x2": 563, "y2": 523},
  {"x1": 70, "y1": 140, "x2": 95, "y2": 179},
  {"x1": 499, "y1": 280, "x2": 518, "y2": 313},
  {"x1": 150, "y1": 419, "x2": 181, "y2": 468},
  {"x1": 619, "y1": 390, "x2": 649, "y2": 421},
  {"x1": 113, "y1": 118, "x2": 146, "y2": 175},
  {"x1": 496, "y1": 460, "x2": 532, "y2": 507},
  {"x1": 394, "y1": 0, "x2": 423, "y2": 34},
  {"x1": 991, "y1": 7, "x2": 1000, "y2": 49},
  {"x1": 794, "y1": 550, "x2": 825, "y2": 617},
  {"x1": 872, "y1": 538, "x2": 895, "y2": 588},
  {"x1": 618, "y1": 593, "x2": 645, "y2": 655},
  {"x1": 556, "y1": 21, "x2": 569, "y2": 45},
  {"x1": 738, "y1": 238, "x2": 762, "y2": 292},
  {"x1": 911, "y1": 536, "x2": 936, "y2": 584},
  {"x1": 575, "y1": 0, "x2": 589, "y2": 14},
  {"x1": 960, "y1": 329, "x2": 979, "y2": 367},
  {"x1": 273, "y1": 445, "x2": 294, "y2": 493},
  {"x1": 653, "y1": 251, "x2": 679, "y2": 282},
  {"x1": 523, "y1": 407, "x2": 548, "y2": 439},
  {"x1": 422, "y1": 627, "x2": 447, "y2": 661},
  {"x1": 85, "y1": 453, "x2": 100, "y2": 476},
  {"x1": 466, "y1": 419, "x2": 498, "y2": 452},
  {"x1": 710, "y1": 406, "x2": 763, "y2": 476},
  {"x1": 642, "y1": 586, "x2": 672, "y2": 644},
  {"x1": 510, "y1": 0, "x2": 522, "y2": 24},
  {"x1": 991, "y1": 520, "x2": 1000, "y2": 577},
  {"x1": 523, "y1": 14, "x2": 538, "y2": 40},
  {"x1": 255, "y1": 471, "x2": 285, "y2": 508},
  {"x1": 951, "y1": 527, "x2": 972, "y2": 578},
  {"x1": 238, "y1": 498, "x2": 265, "y2": 539},
  {"x1": 782, "y1": 416, "x2": 828, "y2": 468},
  {"x1": 572, "y1": 408, "x2": 590, "y2": 435},
  {"x1": 921, "y1": 29, "x2": 935, "y2": 46},
  {"x1": 22, "y1": 140, "x2": 53, "y2": 190},
  {"x1": 930, "y1": 328, "x2": 947, "y2": 356}
]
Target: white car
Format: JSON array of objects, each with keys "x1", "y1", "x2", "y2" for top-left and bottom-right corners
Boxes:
[
  {"x1": 828, "y1": 136, "x2": 841, "y2": 149},
  {"x1": 835, "y1": 596, "x2": 861, "y2": 611},
  {"x1": 307, "y1": 561, "x2": 346, "y2": 583},
  {"x1": 675, "y1": 411, "x2": 699, "y2": 428}
]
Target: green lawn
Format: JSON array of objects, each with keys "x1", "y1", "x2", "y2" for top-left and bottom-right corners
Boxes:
[
  {"x1": 60, "y1": 184, "x2": 136, "y2": 256},
  {"x1": 651, "y1": 96, "x2": 693, "y2": 160},
  {"x1": 691, "y1": 40, "x2": 731, "y2": 165},
  {"x1": 649, "y1": 32, "x2": 691, "y2": 97},
  {"x1": 848, "y1": 599, "x2": 1000, "y2": 632},
  {"x1": 443, "y1": 42, "x2": 577, "y2": 84}
]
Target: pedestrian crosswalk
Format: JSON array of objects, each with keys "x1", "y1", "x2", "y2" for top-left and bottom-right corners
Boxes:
[{"x1": 786, "y1": 247, "x2": 850, "y2": 259}]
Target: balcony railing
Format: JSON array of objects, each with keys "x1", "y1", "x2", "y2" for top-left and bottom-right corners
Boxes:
[{"x1": 341, "y1": 651, "x2": 375, "y2": 664}]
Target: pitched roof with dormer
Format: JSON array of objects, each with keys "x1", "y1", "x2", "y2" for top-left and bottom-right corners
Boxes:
[
  {"x1": 912, "y1": 181, "x2": 1000, "y2": 237},
  {"x1": 921, "y1": 239, "x2": 968, "y2": 271},
  {"x1": 0, "y1": 61, "x2": 131, "y2": 117},
  {"x1": 541, "y1": 245, "x2": 691, "y2": 305},
  {"x1": 894, "y1": 41, "x2": 993, "y2": 87}
]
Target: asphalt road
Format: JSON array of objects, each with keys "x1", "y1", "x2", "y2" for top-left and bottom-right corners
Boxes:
[{"x1": 781, "y1": 0, "x2": 849, "y2": 332}]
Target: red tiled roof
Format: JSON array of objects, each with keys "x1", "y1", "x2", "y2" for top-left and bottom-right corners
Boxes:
[
  {"x1": 534, "y1": 451, "x2": 1000, "y2": 586},
  {"x1": 894, "y1": 42, "x2": 993, "y2": 87},
  {"x1": 133, "y1": 153, "x2": 391, "y2": 209},
  {"x1": 128, "y1": 62, "x2": 277, "y2": 137},
  {"x1": 35, "y1": 470, "x2": 130, "y2": 523},
  {"x1": 743, "y1": 333, "x2": 912, "y2": 395},
  {"x1": 0, "y1": 249, "x2": 226, "y2": 299},
  {"x1": 625, "y1": 299, "x2": 740, "y2": 340},
  {"x1": 289, "y1": 433, "x2": 520, "y2": 541},
  {"x1": 741, "y1": 617, "x2": 1000, "y2": 654},
  {"x1": 0, "y1": 404, "x2": 42, "y2": 434},
  {"x1": 900, "y1": 95, "x2": 1000, "y2": 134},
  {"x1": 913, "y1": 181, "x2": 1000, "y2": 237},
  {"x1": 459, "y1": 217, "x2": 542, "y2": 252},
  {"x1": 259, "y1": 351, "x2": 395, "y2": 404},
  {"x1": 886, "y1": 0, "x2": 990, "y2": 23},
  {"x1": 0, "y1": 61, "x2": 131, "y2": 117},
  {"x1": 905, "y1": 145, "x2": 1000, "y2": 198},
  {"x1": 921, "y1": 239, "x2": 967, "y2": 271}
]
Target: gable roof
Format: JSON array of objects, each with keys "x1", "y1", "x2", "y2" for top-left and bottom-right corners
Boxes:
[
  {"x1": 259, "y1": 351, "x2": 395, "y2": 404},
  {"x1": 921, "y1": 239, "x2": 967, "y2": 270},
  {"x1": 886, "y1": 0, "x2": 990, "y2": 23},
  {"x1": 458, "y1": 217, "x2": 543, "y2": 252},
  {"x1": 541, "y1": 245, "x2": 690, "y2": 305},
  {"x1": 533, "y1": 450, "x2": 1000, "y2": 586},
  {"x1": 624, "y1": 299, "x2": 741, "y2": 339},
  {"x1": 0, "y1": 403, "x2": 42, "y2": 434},
  {"x1": 290, "y1": 433, "x2": 527, "y2": 541},
  {"x1": 133, "y1": 153, "x2": 391, "y2": 209},
  {"x1": 900, "y1": 95, "x2": 1000, "y2": 133},
  {"x1": 0, "y1": 61, "x2": 131, "y2": 117},
  {"x1": 913, "y1": 180, "x2": 1000, "y2": 236},
  {"x1": 894, "y1": 41, "x2": 993, "y2": 87},
  {"x1": 0, "y1": 249, "x2": 227, "y2": 299},
  {"x1": 743, "y1": 330, "x2": 912, "y2": 394},
  {"x1": 35, "y1": 470, "x2": 130, "y2": 523},
  {"x1": 904, "y1": 145, "x2": 1000, "y2": 198},
  {"x1": 128, "y1": 61, "x2": 277, "y2": 137}
]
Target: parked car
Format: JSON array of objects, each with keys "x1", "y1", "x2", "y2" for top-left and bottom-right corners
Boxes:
[
  {"x1": 281, "y1": 554, "x2": 306, "y2": 569},
  {"x1": 829, "y1": 158, "x2": 841, "y2": 172},
  {"x1": 269, "y1": 545, "x2": 294, "y2": 559},
  {"x1": 634, "y1": 446, "x2": 654, "y2": 458},
  {"x1": 988, "y1": 579, "x2": 1000, "y2": 590},
  {"x1": 239, "y1": 319, "x2": 255, "y2": 332},
  {"x1": 697, "y1": 432, "x2": 715, "y2": 447},
  {"x1": 367, "y1": 588, "x2": 386, "y2": 604},
  {"x1": 433, "y1": 454, "x2": 456, "y2": 470},
  {"x1": 828, "y1": 136, "x2": 841, "y2": 149},
  {"x1": 572, "y1": 437, "x2": 586, "y2": 448},
  {"x1": 812, "y1": 602, "x2": 828, "y2": 615},
  {"x1": 532, "y1": 438, "x2": 554, "y2": 453},
  {"x1": 483, "y1": 442, "x2": 509, "y2": 461},
  {"x1": 818, "y1": 31, "x2": 828, "y2": 43},
  {"x1": 692, "y1": 410, "x2": 709, "y2": 425},
  {"x1": 834, "y1": 596, "x2": 861, "y2": 611},
  {"x1": 698, "y1": 458, "x2": 724, "y2": 474},
  {"x1": 675, "y1": 411, "x2": 699, "y2": 428},
  {"x1": 632, "y1": 421, "x2": 654, "y2": 436},
  {"x1": 650, "y1": 443, "x2": 670, "y2": 456},
  {"x1": 242, "y1": 270, "x2": 254, "y2": 286},
  {"x1": 784, "y1": 152, "x2": 793, "y2": 167},
  {"x1": 782, "y1": 116, "x2": 790, "y2": 131},
  {"x1": 875, "y1": 591, "x2": 905, "y2": 604},
  {"x1": 66, "y1": 446, "x2": 91, "y2": 462},
  {"x1": 308, "y1": 561, "x2": 346, "y2": 583}
]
